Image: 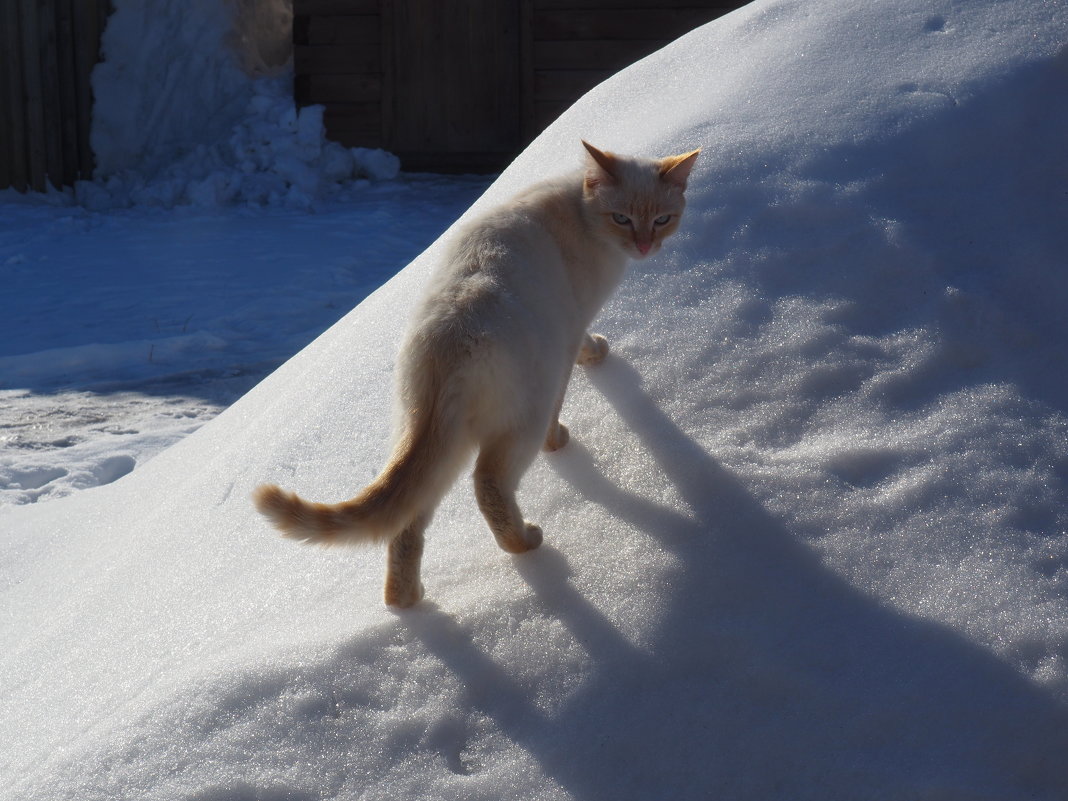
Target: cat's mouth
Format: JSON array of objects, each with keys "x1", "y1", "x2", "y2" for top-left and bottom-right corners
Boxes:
[{"x1": 630, "y1": 241, "x2": 658, "y2": 259}]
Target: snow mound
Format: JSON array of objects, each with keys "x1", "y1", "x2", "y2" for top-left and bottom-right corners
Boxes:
[
  {"x1": 3, "y1": 0, "x2": 1068, "y2": 799},
  {"x1": 83, "y1": 76, "x2": 399, "y2": 210},
  {"x1": 85, "y1": 0, "x2": 397, "y2": 209}
]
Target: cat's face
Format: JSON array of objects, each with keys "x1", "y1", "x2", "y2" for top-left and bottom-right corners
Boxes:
[{"x1": 582, "y1": 141, "x2": 700, "y2": 260}]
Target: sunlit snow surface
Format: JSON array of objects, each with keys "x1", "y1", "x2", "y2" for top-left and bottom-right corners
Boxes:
[{"x1": 3, "y1": 0, "x2": 1068, "y2": 799}]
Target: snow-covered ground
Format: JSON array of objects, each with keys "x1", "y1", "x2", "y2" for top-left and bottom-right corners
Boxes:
[
  {"x1": 4, "y1": 0, "x2": 1068, "y2": 798},
  {"x1": 0, "y1": 176, "x2": 489, "y2": 505}
]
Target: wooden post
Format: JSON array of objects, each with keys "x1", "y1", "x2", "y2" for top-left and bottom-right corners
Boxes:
[
  {"x1": 0, "y1": 0, "x2": 25, "y2": 190},
  {"x1": 73, "y1": 0, "x2": 108, "y2": 181},
  {"x1": 385, "y1": 0, "x2": 522, "y2": 171},
  {"x1": 519, "y1": 0, "x2": 535, "y2": 144},
  {"x1": 1, "y1": 0, "x2": 110, "y2": 191},
  {"x1": 19, "y1": 0, "x2": 47, "y2": 192},
  {"x1": 55, "y1": 0, "x2": 81, "y2": 187}
]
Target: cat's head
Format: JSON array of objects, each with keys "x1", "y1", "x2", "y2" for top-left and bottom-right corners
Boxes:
[{"x1": 581, "y1": 141, "x2": 700, "y2": 260}]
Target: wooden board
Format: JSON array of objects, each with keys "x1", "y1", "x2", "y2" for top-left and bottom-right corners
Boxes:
[
  {"x1": 294, "y1": 0, "x2": 378, "y2": 15},
  {"x1": 296, "y1": 74, "x2": 381, "y2": 104},
  {"x1": 1, "y1": 0, "x2": 27, "y2": 190},
  {"x1": 291, "y1": 0, "x2": 750, "y2": 173},
  {"x1": 534, "y1": 8, "x2": 725, "y2": 40},
  {"x1": 294, "y1": 44, "x2": 379, "y2": 75},
  {"x1": 302, "y1": 15, "x2": 380, "y2": 45},
  {"x1": 534, "y1": 38, "x2": 669, "y2": 71},
  {"x1": 2, "y1": 0, "x2": 109, "y2": 191},
  {"x1": 535, "y1": 0, "x2": 737, "y2": 8},
  {"x1": 323, "y1": 104, "x2": 382, "y2": 148},
  {"x1": 384, "y1": 0, "x2": 522, "y2": 157}
]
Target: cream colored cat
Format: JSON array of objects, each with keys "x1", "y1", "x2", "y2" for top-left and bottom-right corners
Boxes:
[{"x1": 254, "y1": 141, "x2": 699, "y2": 607}]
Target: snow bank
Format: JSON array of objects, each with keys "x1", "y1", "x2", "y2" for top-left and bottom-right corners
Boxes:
[
  {"x1": 86, "y1": 0, "x2": 397, "y2": 209},
  {"x1": 3, "y1": 0, "x2": 1068, "y2": 799}
]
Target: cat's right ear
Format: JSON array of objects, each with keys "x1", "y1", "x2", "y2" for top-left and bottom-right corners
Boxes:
[
  {"x1": 582, "y1": 140, "x2": 619, "y2": 188},
  {"x1": 659, "y1": 148, "x2": 701, "y2": 190}
]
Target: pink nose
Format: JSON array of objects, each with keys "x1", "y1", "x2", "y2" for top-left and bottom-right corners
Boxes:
[{"x1": 636, "y1": 241, "x2": 651, "y2": 255}]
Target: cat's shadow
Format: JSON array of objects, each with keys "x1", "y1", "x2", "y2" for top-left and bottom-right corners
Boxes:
[{"x1": 400, "y1": 355, "x2": 1068, "y2": 798}]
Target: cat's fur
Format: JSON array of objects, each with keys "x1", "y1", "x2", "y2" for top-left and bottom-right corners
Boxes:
[{"x1": 254, "y1": 141, "x2": 699, "y2": 607}]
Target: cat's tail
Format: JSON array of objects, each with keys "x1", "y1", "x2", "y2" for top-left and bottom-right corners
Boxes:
[{"x1": 253, "y1": 377, "x2": 465, "y2": 546}]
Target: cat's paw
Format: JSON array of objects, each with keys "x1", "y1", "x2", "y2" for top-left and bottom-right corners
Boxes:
[
  {"x1": 498, "y1": 523, "x2": 544, "y2": 553},
  {"x1": 578, "y1": 333, "x2": 609, "y2": 366},
  {"x1": 522, "y1": 523, "x2": 544, "y2": 550},
  {"x1": 543, "y1": 422, "x2": 570, "y2": 451},
  {"x1": 385, "y1": 580, "x2": 425, "y2": 609}
]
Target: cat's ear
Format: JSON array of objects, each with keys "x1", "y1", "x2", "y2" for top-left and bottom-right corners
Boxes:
[
  {"x1": 659, "y1": 148, "x2": 701, "y2": 189},
  {"x1": 582, "y1": 140, "x2": 619, "y2": 187}
]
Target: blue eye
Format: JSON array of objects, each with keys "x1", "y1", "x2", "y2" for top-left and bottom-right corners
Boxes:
[
  {"x1": 611, "y1": 213, "x2": 631, "y2": 226},
  {"x1": 653, "y1": 214, "x2": 672, "y2": 226}
]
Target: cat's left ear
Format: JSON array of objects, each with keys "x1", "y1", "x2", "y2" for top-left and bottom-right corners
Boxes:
[
  {"x1": 659, "y1": 148, "x2": 701, "y2": 189},
  {"x1": 582, "y1": 140, "x2": 620, "y2": 187}
]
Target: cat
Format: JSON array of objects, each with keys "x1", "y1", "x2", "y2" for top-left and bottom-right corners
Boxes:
[{"x1": 254, "y1": 140, "x2": 699, "y2": 607}]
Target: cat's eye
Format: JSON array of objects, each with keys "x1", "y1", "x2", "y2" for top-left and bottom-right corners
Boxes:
[
  {"x1": 611, "y1": 213, "x2": 631, "y2": 226},
  {"x1": 653, "y1": 214, "x2": 672, "y2": 226}
]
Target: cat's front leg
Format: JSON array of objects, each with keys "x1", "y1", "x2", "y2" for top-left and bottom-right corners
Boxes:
[
  {"x1": 544, "y1": 420, "x2": 569, "y2": 452},
  {"x1": 577, "y1": 332, "x2": 609, "y2": 365}
]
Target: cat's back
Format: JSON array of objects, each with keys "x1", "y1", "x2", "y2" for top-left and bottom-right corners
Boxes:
[
  {"x1": 424, "y1": 173, "x2": 585, "y2": 302},
  {"x1": 460, "y1": 172, "x2": 585, "y2": 253},
  {"x1": 406, "y1": 175, "x2": 586, "y2": 363}
]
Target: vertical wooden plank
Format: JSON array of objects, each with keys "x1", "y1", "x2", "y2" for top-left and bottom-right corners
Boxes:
[
  {"x1": 519, "y1": 0, "x2": 535, "y2": 143},
  {"x1": 54, "y1": 0, "x2": 80, "y2": 186},
  {"x1": 19, "y1": 0, "x2": 47, "y2": 191},
  {"x1": 37, "y1": 0, "x2": 66, "y2": 190},
  {"x1": 72, "y1": 0, "x2": 108, "y2": 181},
  {"x1": 379, "y1": 0, "x2": 395, "y2": 148},
  {"x1": 0, "y1": 0, "x2": 20, "y2": 189},
  {"x1": 388, "y1": 0, "x2": 521, "y2": 164},
  {"x1": 71, "y1": 0, "x2": 96, "y2": 180},
  {"x1": 99, "y1": 0, "x2": 111, "y2": 43}
]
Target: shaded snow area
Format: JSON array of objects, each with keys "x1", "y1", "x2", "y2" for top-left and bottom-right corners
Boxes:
[
  {"x1": 0, "y1": 175, "x2": 490, "y2": 505},
  {"x1": 4, "y1": 0, "x2": 1068, "y2": 799}
]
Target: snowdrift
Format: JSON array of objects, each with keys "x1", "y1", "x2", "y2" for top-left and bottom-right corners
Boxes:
[
  {"x1": 3, "y1": 0, "x2": 1068, "y2": 798},
  {"x1": 85, "y1": 0, "x2": 397, "y2": 209}
]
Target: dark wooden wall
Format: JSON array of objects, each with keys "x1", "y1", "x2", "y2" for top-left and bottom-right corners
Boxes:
[
  {"x1": 1, "y1": 0, "x2": 111, "y2": 192},
  {"x1": 295, "y1": 0, "x2": 747, "y2": 172}
]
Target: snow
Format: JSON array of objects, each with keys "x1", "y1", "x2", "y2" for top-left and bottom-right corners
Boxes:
[
  {"x1": 89, "y1": 0, "x2": 396, "y2": 209},
  {"x1": 3, "y1": 0, "x2": 1068, "y2": 798},
  {"x1": 0, "y1": 175, "x2": 490, "y2": 505}
]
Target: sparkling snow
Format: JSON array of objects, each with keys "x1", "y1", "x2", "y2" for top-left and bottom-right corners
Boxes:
[{"x1": 2, "y1": 0, "x2": 1068, "y2": 799}]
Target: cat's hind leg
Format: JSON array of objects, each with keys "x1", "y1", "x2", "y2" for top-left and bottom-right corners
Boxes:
[
  {"x1": 577, "y1": 332, "x2": 609, "y2": 365},
  {"x1": 474, "y1": 434, "x2": 543, "y2": 554},
  {"x1": 384, "y1": 512, "x2": 430, "y2": 608}
]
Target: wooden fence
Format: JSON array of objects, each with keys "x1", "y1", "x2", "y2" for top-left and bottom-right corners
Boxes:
[
  {"x1": 1, "y1": 0, "x2": 111, "y2": 192},
  {"x1": 2, "y1": 0, "x2": 747, "y2": 190},
  {"x1": 295, "y1": 0, "x2": 748, "y2": 172}
]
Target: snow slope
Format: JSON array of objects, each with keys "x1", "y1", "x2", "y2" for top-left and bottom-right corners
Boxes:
[{"x1": 4, "y1": 0, "x2": 1068, "y2": 798}]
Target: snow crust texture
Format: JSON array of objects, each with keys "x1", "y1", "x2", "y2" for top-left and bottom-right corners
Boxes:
[{"x1": 3, "y1": 0, "x2": 1068, "y2": 799}]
